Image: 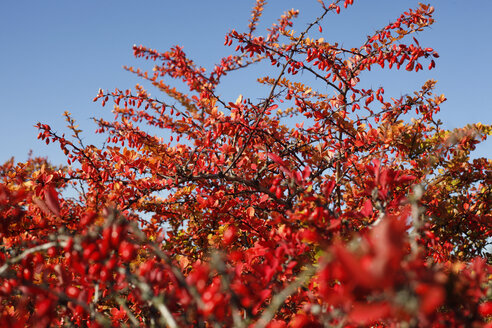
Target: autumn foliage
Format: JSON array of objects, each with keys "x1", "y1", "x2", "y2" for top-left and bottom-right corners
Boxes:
[{"x1": 1, "y1": 0, "x2": 491, "y2": 326}]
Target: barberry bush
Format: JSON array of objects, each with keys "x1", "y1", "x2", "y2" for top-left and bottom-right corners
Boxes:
[{"x1": 1, "y1": 0, "x2": 491, "y2": 326}]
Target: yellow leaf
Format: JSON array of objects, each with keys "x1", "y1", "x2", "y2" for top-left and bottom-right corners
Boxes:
[{"x1": 235, "y1": 94, "x2": 243, "y2": 105}]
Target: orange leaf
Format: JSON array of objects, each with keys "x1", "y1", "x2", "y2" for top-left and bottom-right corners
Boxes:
[{"x1": 246, "y1": 206, "x2": 255, "y2": 218}]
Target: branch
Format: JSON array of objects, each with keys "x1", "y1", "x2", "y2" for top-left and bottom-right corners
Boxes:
[
  {"x1": 153, "y1": 296, "x2": 179, "y2": 328},
  {"x1": 0, "y1": 239, "x2": 68, "y2": 277}
]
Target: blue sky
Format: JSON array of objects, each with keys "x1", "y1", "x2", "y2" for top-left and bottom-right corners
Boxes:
[{"x1": 1, "y1": 0, "x2": 490, "y2": 165}]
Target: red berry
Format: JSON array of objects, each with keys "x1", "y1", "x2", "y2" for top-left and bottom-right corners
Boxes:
[
  {"x1": 66, "y1": 286, "x2": 81, "y2": 298},
  {"x1": 47, "y1": 246, "x2": 57, "y2": 257},
  {"x1": 223, "y1": 226, "x2": 237, "y2": 246},
  {"x1": 118, "y1": 241, "x2": 135, "y2": 262}
]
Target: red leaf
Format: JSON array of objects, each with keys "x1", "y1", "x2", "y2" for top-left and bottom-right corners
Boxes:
[
  {"x1": 416, "y1": 284, "x2": 445, "y2": 315},
  {"x1": 259, "y1": 193, "x2": 269, "y2": 203},
  {"x1": 332, "y1": 243, "x2": 374, "y2": 288},
  {"x1": 44, "y1": 186, "x2": 61, "y2": 217},
  {"x1": 32, "y1": 196, "x2": 51, "y2": 216},
  {"x1": 349, "y1": 302, "x2": 392, "y2": 325},
  {"x1": 396, "y1": 174, "x2": 416, "y2": 184},
  {"x1": 302, "y1": 165, "x2": 311, "y2": 181},
  {"x1": 323, "y1": 180, "x2": 336, "y2": 196},
  {"x1": 269, "y1": 153, "x2": 294, "y2": 179},
  {"x1": 268, "y1": 153, "x2": 286, "y2": 166},
  {"x1": 360, "y1": 199, "x2": 373, "y2": 217}
]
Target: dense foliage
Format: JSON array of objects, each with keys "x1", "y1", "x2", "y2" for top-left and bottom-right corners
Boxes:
[{"x1": 1, "y1": 0, "x2": 491, "y2": 326}]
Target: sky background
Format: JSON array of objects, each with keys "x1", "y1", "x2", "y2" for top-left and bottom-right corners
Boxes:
[{"x1": 0, "y1": 0, "x2": 491, "y2": 166}]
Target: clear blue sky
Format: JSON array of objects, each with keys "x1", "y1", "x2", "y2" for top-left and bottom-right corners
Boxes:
[{"x1": 1, "y1": 1, "x2": 491, "y2": 165}]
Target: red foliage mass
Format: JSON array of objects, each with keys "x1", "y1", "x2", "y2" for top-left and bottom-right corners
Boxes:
[{"x1": 0, "y1": 0, "x2": 490, "y2": 326}]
